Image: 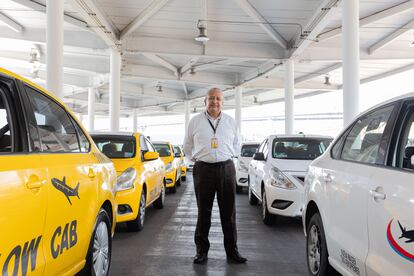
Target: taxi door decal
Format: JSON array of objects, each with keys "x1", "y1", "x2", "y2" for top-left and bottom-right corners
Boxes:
[
  {"x1": 387, "y1": 219, "x2": 414, "y2": 262},
  {"x1": 51, "y1": 177, "x2": 80, "y2": 205}
]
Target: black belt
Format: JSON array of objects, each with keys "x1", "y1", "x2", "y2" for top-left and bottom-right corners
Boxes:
[{"x1": 196, "y1": 159, "x2": 232, "y2": 166}]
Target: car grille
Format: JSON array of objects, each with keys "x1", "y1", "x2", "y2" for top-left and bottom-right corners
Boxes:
[{"x1": 294, "y1": 176, "x2": 305, "y2": 185}]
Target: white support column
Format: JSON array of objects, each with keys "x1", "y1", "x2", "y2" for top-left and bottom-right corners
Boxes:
[
  {"x1": 87, "y1": 87, "x2": 95, "y2": 131},
  {"x1": 284, "y1": 59, "x2": 294, "y2": 134},
  {"x1": 235, "y1": 86, "x2": 243, "y2": 138},
  {"x1": 46, "y1": 0, "x2": 63, "y2": 99},
  {"x1": 132, "y1": 109, "x2": 138, "y2": 132},
  {"x1": 342, "y1": 0, "x2": 360, "y2": 126},
  {"x1": 110, "y1": 49, "x2": 121, "y2": 131},
  {"x1": 184, "y1": 100, "x2": 190, "y2": 135}
]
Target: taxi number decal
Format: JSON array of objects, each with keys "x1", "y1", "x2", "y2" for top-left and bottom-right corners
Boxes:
[
  {"x1": 51, "y1": 220, "x2": 78, "y2": 259},
  {"x1": 1, "y1": 235, "x2": 42, "y2": 276}
]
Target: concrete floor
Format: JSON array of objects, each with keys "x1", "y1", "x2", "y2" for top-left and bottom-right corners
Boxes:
[{"x1": 110, "y1": 175, "x2": 308, "y2": 276}]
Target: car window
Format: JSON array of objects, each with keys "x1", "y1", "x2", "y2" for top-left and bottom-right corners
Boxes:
[
  {"x1": 153, "y1": 143, "x2": 171, "y2": 157},
  {"x1": 395, "y1": 109, "x2": 414, "y2": 170},
  {"x1": 331, "y1": 132, "x2": 347, "y2": 159},
  {"x1": 240, "y1": 144, "x2": 259, "y2": 157},
  {"x1": 140, "y1": 135, "x2": 149, "y2": 161},
  {"x1": 145, "y1": 138, "x2": 156, "y2": 152},
  {"x1": 257, "y1": 139, "x2": 267, "y2": 153},
  {"x1": 72, "y1": 119, "x2": 90, "y2": 152},
  {"x1": 341, "y1": 105, "x2": 394, "y2": 164},
  {"x1": 0, "y1": 88, "x2": 13, "y2": 153},
  {"x1": 25, "y1": 86, "x2": 80, "y2": 153},
  {"x1": 272, "y1": 138, "x2": 332, "y2": 160},
  {"x1": 262, "y1": 140, "x2": 269, "y2": 159},
  {"x1": 93, "y1": 136, "x2": 136, "y2": 158}
]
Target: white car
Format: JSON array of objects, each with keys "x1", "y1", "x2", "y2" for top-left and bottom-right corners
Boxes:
[
  {"x1": 303, "y1": 93, "x2": 414, "y2": 276},
  {"x1": 236, "y1": 142, "x2": 260, "y2": 193},
  {"x1": 248, "y1": 135, "x2": 332, "y2": 225}
]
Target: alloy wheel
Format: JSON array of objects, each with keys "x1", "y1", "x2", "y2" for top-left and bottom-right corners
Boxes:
[
  {"x1": 92, "y1": 221, "x2": 109, "y2": 276},
  {"x1": 308, "y1": 224, "x2": 321, "y2": 275}
]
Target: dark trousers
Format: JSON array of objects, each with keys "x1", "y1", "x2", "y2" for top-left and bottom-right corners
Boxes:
[{"x1": 193, "y1": 160, "x2": 238, "y2": 255}]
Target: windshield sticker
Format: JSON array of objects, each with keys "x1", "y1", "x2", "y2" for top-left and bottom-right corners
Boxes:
[
  {"x1": 51, "y1": 177, "x2": 80, "y2": 205},
  {"x1": 387, "y1": 219, "x2": 414, "y2": 262}
]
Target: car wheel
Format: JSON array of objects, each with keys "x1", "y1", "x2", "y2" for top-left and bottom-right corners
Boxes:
[
  {"x1": 127, "y1": 190, "x2": 146, "y2": 231},
  {"x1": 236, "y1": 184, "x2": 242, "y2": 194},
  {"x1": 170, "y1": 183, "x2": 177, "y2": 194},
  {"x1": 181, "y1": 175, "x2": 186, "y2": 181},
  {"x1": 307, "y1": 213, "x2": 334, "y2": 276},
  {"x1": 80, "y1": 208, "x2": 111, "y2": 276},
  {"x1": 262, "y1": 189, "x2": 276, "y2": 225},
  {"x1": 153, "y1": 182, "x2": 165, "y2": 209},
  {"x1": 248, "y1": 182, "x2": 258, "y2": 205}
]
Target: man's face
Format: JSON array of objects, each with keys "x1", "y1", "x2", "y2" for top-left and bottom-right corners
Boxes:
[{"x1": 206, "y1": 89, "x2": 223, "y2": 115}]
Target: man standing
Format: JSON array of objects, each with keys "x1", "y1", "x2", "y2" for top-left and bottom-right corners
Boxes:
[{"x1": 183, "y1": 88, "x2": 247, "y2": 264}]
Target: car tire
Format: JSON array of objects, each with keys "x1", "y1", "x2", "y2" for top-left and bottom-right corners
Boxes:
[
  {"x1": 181, "y1": 175, "x2": 186, "y2": 181},
  {"x1": 248, "y1": 182, "x2": 258, "y2": 205},
  {"x1": 79, "y1": 208, "x2": 112, "y2": 276},
  {"x1": 262, "y1": 189, "x2": 276, "y2": 225},
  {"x1": 236, "y1": 184, "x2": 242, "y2": 194},
  {"x1": 306, "y1": 213, "x2": 335, "y2": 276},
  {"x1": 127, "y1": 190, "x2": 146, "y2": 232},
  {"x1": 153, "y1": 183, "x2": 165, "y2": 209},
  {"x1": 170, "y1": 184, "x2": 177, "y2": 194}
]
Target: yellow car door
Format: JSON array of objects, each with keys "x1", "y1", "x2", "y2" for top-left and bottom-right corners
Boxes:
[
  {"x1": 138, "y1": 134, "x2": 158, "y2": 203},
  {"x1": 22, "y1": 85, "x2": 103, "y2": 275},
  {"x1": 0, "y1": 76, "x2": 47, "y2": 275},
  {"x1": 144, "y1": 137, "x2": 164, "y2": 200}
]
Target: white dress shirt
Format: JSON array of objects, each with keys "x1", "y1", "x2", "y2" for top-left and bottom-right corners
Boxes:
[{"x1": 183, "y1": 111, "x2": 241, "y2": 163}]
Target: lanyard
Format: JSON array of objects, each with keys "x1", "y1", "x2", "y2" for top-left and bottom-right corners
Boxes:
[{"x1": 205, "y1": 112, "x2": 221, "y2": 134}]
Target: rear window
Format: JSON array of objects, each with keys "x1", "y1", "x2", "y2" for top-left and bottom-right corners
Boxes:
[
  {"x1": 92, "y1": 135, "x2": 135, "y2": 159},
  {"x1": 154, "y1": 143, "x2": 171, "y2": 157},
  {"x1": 241, "y1": 144, "x2": 260, "y2": 157},
  {"x1": 272, "y1": 138, "x2": 332, "y2": 160}
]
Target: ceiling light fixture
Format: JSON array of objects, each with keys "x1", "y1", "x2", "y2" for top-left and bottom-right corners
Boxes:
[
  {"x1": 190, "y1": 66, "x2": 196, "y2": 75},
  {"x1": 156, "y1": 84, "x2": 163, "y2": 92},
  {"x1": 195, "y1": 24, "x2": 209, "y2": 42},
  {"x1": 253, "y1": 96, "x2": 258, "y2": 104},
  {"x1": 324, "y1": 74, "x2": 331, "y2": 86}
]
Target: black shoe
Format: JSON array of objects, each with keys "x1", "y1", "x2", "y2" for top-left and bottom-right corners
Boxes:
[
  {"x1": 193, "y1": 253, "x2": 208, "y2": 264},
  {"x1": 226, "y1": 251, "x2": 247, "y2": 264}
]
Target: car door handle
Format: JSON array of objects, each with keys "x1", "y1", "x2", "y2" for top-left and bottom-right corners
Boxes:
[
  {"x1": 324, "y1": 173, "x2": 333, "y2": 183},
  {"x1": 370, "y1": 188, "x2": 386, "y2": 201},
  {"x1": 88, "y1": 168, "x2": 96, "y2": 179},
  {"x1": 26, "y1": 175, "x2": 45, "y2": 189}
]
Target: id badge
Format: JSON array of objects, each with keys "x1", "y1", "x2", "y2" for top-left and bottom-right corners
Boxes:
[{"x1": 211, "y1": 138, "x2": 218, "y2": 149}]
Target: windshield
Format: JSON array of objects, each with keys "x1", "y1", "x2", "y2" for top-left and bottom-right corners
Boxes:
[
  {"x1": 92, "y1": 135, "x2": 136, "y2": 159},
  {"x1": 154, "y1": 143, "x2": 171, "y2": 157},
  {"x1": 173, "y1": 146, "x2": 182, "y2": 156},
  {"x1": 241, "y1": 144, "x2": 260, "y2": 157},
  {"x1": 272, "y1": 138, "x2": 332, "y2": 160}
]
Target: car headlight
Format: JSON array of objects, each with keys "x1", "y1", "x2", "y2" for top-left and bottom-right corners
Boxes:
[
  {"x1": 165, "y1": 162, "x2": 173, "y2": 172},
  {"x1": 116, "y1": 167, "x2": 136, "y2": 191},
  {"x1": 238, "y1": 162, "x2": 248, "y2": 173},
  {"x1": 269, "y1": 167, "x2": 296, "y2": 190}
]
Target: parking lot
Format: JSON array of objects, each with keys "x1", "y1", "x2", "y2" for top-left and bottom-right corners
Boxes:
[{"x1": 111, "y1": 175, "x2": 307, "y2": 276}]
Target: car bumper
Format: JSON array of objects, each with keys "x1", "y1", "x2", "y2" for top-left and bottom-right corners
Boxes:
[
  {"x1": 265, "y1": 183, "x2": 304, "y2": 218},
  {"x1": 236, "y1": 170, "x2": 249, "y2": 187},
  {"x1": 115, "y1": 184, "x2": 143, "y2": 223},
  {"x1": 165, "y1": 170, "x2": 176, "y2": 188}
]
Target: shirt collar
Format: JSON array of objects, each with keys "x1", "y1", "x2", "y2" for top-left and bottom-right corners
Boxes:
[{"x1": 205, "y1": 111, "x2": 222, "y2": 121}]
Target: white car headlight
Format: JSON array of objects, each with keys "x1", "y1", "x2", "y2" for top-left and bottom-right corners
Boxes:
[
  {"x1": 165, "y1": 162, "x2": 173, "y2": 172},
  {"x1": 116, "y1": 167, "x2": 136, "y2": 191},
  {"x1": 269, "y1": 167, "x2": 296, "y2": 190},
  {"x1": 238, "y1": 162, "x2": 249, "y2": 173}
]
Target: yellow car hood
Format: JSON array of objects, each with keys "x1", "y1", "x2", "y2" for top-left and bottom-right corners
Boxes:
[
  {"x1": 160, "y1": 156, "x2": 173, "y2": 165},
  {"x1": 111, "y1": 158, "x2": 136, "y2": 176}
]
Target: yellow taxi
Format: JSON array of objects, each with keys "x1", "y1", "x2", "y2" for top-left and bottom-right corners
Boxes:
[
  {"x1": 153, "y1": 141, "x2": 181, "y2": 193},
  {"x1": 0, "y1": 68, "x2": 117, "y2": 276},
  {"x1": 91, "y1": 132, "x2": 166, "y2": 231},
  {"x1": 173, "y1": 145, "x2": 187, "y2": 181}
]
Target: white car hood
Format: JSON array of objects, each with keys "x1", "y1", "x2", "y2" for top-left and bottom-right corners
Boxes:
[{"x1": 269, "y1": 158, "x2": 312, "y2": 173}]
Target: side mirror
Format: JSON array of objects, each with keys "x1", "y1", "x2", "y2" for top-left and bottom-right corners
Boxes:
[
  {"x1": 253, "y1": 152, "x2": 265, "y2": 161},
  {"x1": 144, "y1": 151, "x2": 159, "y2": 161},
  {"x1": 174, "y1": 152, "x2": 181, "y2": 158}
]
